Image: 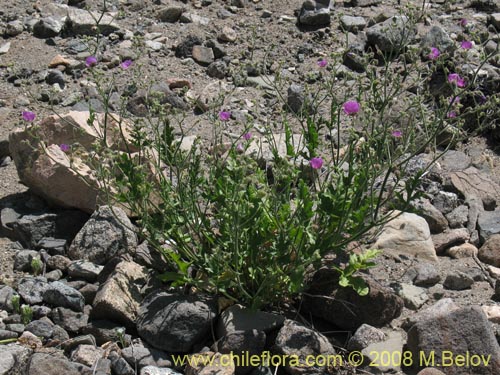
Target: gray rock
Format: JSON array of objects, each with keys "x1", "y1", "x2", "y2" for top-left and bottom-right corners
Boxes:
[
  {"x1": 432, "y1": 228, "x2": 470, "y2": 255},
  {"x1": 0, "y1": 329, "x2": 18, "y2": 340},
  {"x1": 110, "y1": 353, "x2": 135, "y2": 375},
  {"x1": 28, "y1": 352, "x2": 81, "y2": 375},
  {"x1": 298, "y1": 0, "x2": 331, "y2": 26},
  {"x1": 25, "y1": 319, "x2": 54, "y2": 338},
  {"x1": 136, "y1": 291, "x2": 218, "y2": 352},
  {"x1": 180, "y1": 13, "x2": 210, "y2": 25},
  {"x1": 274, "y1": 319, "x2": 336, "y2": 375},
  {"x1": 0, "y1": 344, "x2": 32, "y2": 375},
  {"x1": 216, "y1": 304, "x2": 285, "y2": 338},
  {"x1": 68, "y1": 206, "x2": 137, "y2": 265},
  {"x1": 192, "y1": 46, "x2": 215, "y2": 66},
  {"x1": 207, "y1": 60, "x2": 228, "y2": 79},
  {"x1": 347, "y1": 324, "x2": 385, "y2": 351},
  {"x1": 68, "y1": 260, "x2": 103, "y2": 282},
  {"x1": 216, "y1": 329, "x2": 266, "y2": 375},
  {"x1": 449, "y1": 167, "x2": 500, "y2": 209},
  {"x1": 31, "y1": 305, "x2": 52, "y2": 319},
  {"x1": 33, "y1": 17, "x2": 62, "y2": 38},
  {"x1": 366, "y1": 16, "x2": 415, "y2": 55},
  {"x1": 66, "y1": 8, "x2": 120, "y2": 35},
  {"x1": 46, "y1": 69, "x2": 65, "y2": 89},
  {"x1": 46, "y1": 254, "x2": 71, "y2": 272},
  {"x1": 489, "y1": 13, "x2": 500, "y2": 29},
  {"x1": 305, "y1": 271, "x2": 404, "y2": 330},
  {"x1": 5, "y1": 20, "x2": 24, "y2": 37},
  {"x1": 412, "y1": 263, "x2": 440, "y2": 287},
  {"x1": 158, "y1": 6, "x2": 184, "y2": 23},
  {"x1": 175, "y1": 35, "x2": 202, "y2": 58},
  {"x1": 432, "y1": 191, "x2": 459, "y2": 215},
  {"x1": 46, "y1": 269, "x2": 63, "y2": 281},
  {"x1": 446, "y1": 205, "x2": 469, "y2": 228},
  {"x1": 50, "y1": 307, "x2": 88, "y2": 333},
  {"x1": 37, "y1": 238, "x2": 67, "y2": 256},
  {"x1": 5, "y1": 324, "x2": 24, "y2": 334},
  {"x1": 340, "y1": 16, "x2": 366, "y2": 32},
  {"x1": 479, "y1": 234, "x2": 500, "y2": 267},
  {"x1": 350, "y1": 0, "x2": 380, "y2": 5},
  {"x1": 43, "y1": 281, "x2": 85, "y2": 312},
  {"x1": 140, "y1": 367, "x2": 181, "y2": 375},
  {"x1": 70, "y1": 344, "x2": 105, "y2": 367},
  {"x1": 478, "y1": 209, "x2": 500, "y2": 242},
  {"x1": 52, "y1": 324, "x2": 70, "y2": 342},
  {"x1": 17, "y1": 277, "x2": 50, "y2": 305},
  {"x1": 145, "y1": 40, "x2": 163, "y2": 51},
  {"x1": 443, "y1": 272, "x2": 474, "y2": 290},
  {"x1": 79, "y1": 283, "x2": 98, "y2": 305},
  {"x1": 407, "y1": 305, "x2": 500, "y2": 374},
  {"x1": 362, "y1": 331, "x2": 405, "y2": 373},
  {"x1": 421, "y1": 26, "x2": 455, "y2": 55},
  {"x1": 392, "y1": 283, "x2": 429, "y2": 310},
  {"x1": 91, "y1": 260, "x2": 147, "y2": 327},
  {"x1": 0, "y1": 285, "x2": 19, "y2": 313},
  {"x1": 14, "y1": 250, "x2": 40, "y2": 272},
  {"x1": 0, "y1": 42, "x2": 11, "y2": 55},
  {"x1": 412, "y1": 198, "x2": 448, "y2": 234},
  {"x1": 81, "y1": 320, "x2": 130, "y2": 346},
  {"x1": 287, "y1": 84, "x2": 312, "y2": 114},
  {"x1": 121, "y1": 345, "x2": 172, "y2": 369}
]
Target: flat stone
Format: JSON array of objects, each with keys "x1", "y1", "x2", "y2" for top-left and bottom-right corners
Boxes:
[
  {"x1": 478, "y1": 210, "x2": 500, "y2": 242},
  {"x1": 70, "y1": 344, "x2": 105, "y2": 367},
  {"x1": 392, "y1": 283, "x2": 428, "y2": 310},
  {"x1": 362, "y1": 331, "x2": 405, "y2": 372},
  {"x1": 443, "y1": 272, "x2": 474, "y2": 290},
  {"x1": 192, "y1": 46, "x2": 215, "y2": 66},
  {"x1": 43, "y1": 281, "x2": 85, "y2": 312},
  {"x1": 432, "y1": 228, "x2": 470, "y2": 255},
  {"x1": 340, "y1": 16, "x2": 366, "y2": 32},
  {"x1": 68, "y1": 260, "x2": 103, "y2": 282},
  {"x1": 50, "y1": 307, "x2": 89, "y2": 333},
  {"x1": 449, "y1": 167, "x2": 500, "y2": 208}
]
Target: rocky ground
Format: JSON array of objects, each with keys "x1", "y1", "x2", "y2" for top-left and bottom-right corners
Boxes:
[{"x1": 1, "y1": 0, "x2": 500, "y2": 375}]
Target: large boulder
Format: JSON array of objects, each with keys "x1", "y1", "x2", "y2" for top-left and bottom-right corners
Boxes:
[{"x1": 9, "y1": 111, "x2": 138, "y2": 213}]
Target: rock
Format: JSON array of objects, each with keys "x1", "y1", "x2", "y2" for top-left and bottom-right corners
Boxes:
[
  {"x1": 175, "y1": 35, "x2": 203, "y2": 58},
  {"x1": 46, "y1": 69, "x2": 65, "y2": 89},
  {"x1": 192, "y1": 46, "x2": 215, "y2": 66},
  {"x1": 347, "y1": 324, "x2": 385, "y2": 351},
  {"x1": 70, "y1": 344, "x2": 105, "y2": 367},
  {"x1": 14, "y1": 250, "x2": 40, "y2": 272},
  {"x1": 28, "y1": 352, "x2": 81, "y2": 375},
  {"x1": 273, "y1": 319, "x2": 336, "y2": 375},
  {"x1": 121, "y1": 345, "x2": 173, "y2": 369},
  {"x1": 0, "y1": 285, "x2": 19, "y2": 313},
  {"x1": 145, "y1": 40, "x2": 163, "y2": 51},
  {"x1": 37, "y1": 238, "x2": 67, "y2": 256},
  {"x1": 79, "y1": 283, "x2": 98, "y2": 305},
  {"x1": 66, "y1": 7, "x2": 120, "y2": 35},
  {"x1": 446, "y1": 205, "x2": 469, "y2": 228},
  {"x1": 350, "y1": 0, "x2": 380, "y2": 5},
  {"x1": 432, "y1": 228, "x2": 470, "y2": 255},
  {"x1": 298, "y1": 0, "x2": 331, "y2": 26},
  {"x1": 374, "y1": 212, "x2": 438, "y2": 261},
  {"x1": 432, "y1": 191, "x2": 459, "y2": 215},
  {"x1": 68, "y1": 206, "x2": 137, "y2": 265},
  {"x1": 50, "y1": 307, "x2": 88, "y2": 333},
  {"x1": 421, "y1": 26, "x2": 455, "y2": 55},
  {"x1": 392, "y1": 283, "x2": 428, "y2": 310},
  {"x1": 33, "y1": 17, "x2": 62, "y2": 38},
  {"x1": 366, "y1": 16, "x2": 415, "y2": 55},
  {"x1": 25, "y1": 319, "x2": 54, "y2": 338},
  {"x1": 443, "y1": 272, "x2": 474, "y2": 290},
  {"x1": 406, "y1": 305, "x2": 500, "y2": 374},
  {"x1": 5, "y1": 324, "x2": 24, "y2": 334},
  {"x1": 218, "y1": 26, "x2": 237, "y2": 42},
  {"x1": 43, "y1": 281, "x2": 85, "y2": 312},
  {"x1": 207, "y1": 60, "x2": 228, "y2": 79},
  {"x1": 287, "y1": 84, "x2": 312, "y2": 114},
  {"x1": 137, "y1": 292, "x2": 218, "y2": 352},
  {"x1": 362, "y1": 331, "x2": 405, "y2": 372},
  {"x1": 244, "y1": 133, "x2": 305, "y2": 169},
  {"x1": 158, "y1": 6, "x2": 184, "y2": 22},
  {"x1": 215, "y1": 330, "x2": 266, "y2": 375},
  {"x1": 81, "y1": 320, "x2": 130, "y2": 346},
  {"x1": 417, "y1": 368, "x2": 446, "y2": 375},
  {"x1": 305, "y1": 271, "x2": 404, "y2": 330},
  {"x1": 0, "y1": 330, "x2": 18, "y2": 340},
  {"x1": 110, "y1": 352, "x2": 135, "y2": 375},
  {"x1": 185, "y1": 352, "x2": 235, "y2": 375},
  {"x1": 5, "y1": 21, "x2": 24, "y2": 37},
  {"x1": 412, "y1": 198, "x2": 448, "y2": 234},
  {"x1": 0, "y1": 42, "x2": 10, "y2": 55},
  {"x1": 68, "y1": 260, "x2": 103, "y2": 282},
  {"x1": 91, "y1": 260, "x2": 147, "y2": 327},
  {"x1": 47, "y1": 254, "x2": 71, "y2": 272},
  {"x1": 489, "y1": 13, "x2": 500, "y2": 29},
  {"x1": 10, "y1": 210, "x2": 87, "y2": 249},
  {"x1": 478, "y1": 210, "x2": 500, "y2": 242},
  {"x1": 482, "y1": 305, "x2": 500, "y2": 324},
  {"x1": 216, "y1": 304, "x2": 285, "y2": 338},
  {"x1": 141, "y1": 366, "x2": 181, "y2": 375},
  {"x1": 340, "y1": 16, "x2": 366, "y2": 32},
  {"x1": 17, "y1": 277, "x2": 49, "y2": 305},
  {"x1": 9, "y1": 111, "x2": 139, "y2": 213},
  {"x1": 446, "y1": 243, "x2": 478, "y2": 258},
  {"x1": 180, "y1": 13, "x2": 210, "y2": 25},
  {"x1": 449, "y1": 167, "x2": 500, "y2": 208},
  {"x1": 479, "y1": 234, "x2": 500, "y2": 267},
  {"x1": 411, "y1": 263, "x2": 440, "y2": 287},
  {"x1": 0, "y1": 344, "x2": 32, "y2": 375}
]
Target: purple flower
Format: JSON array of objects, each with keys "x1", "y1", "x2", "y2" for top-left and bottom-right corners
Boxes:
[
  {"x1": 219, "y1": 111, "x2": 231, "y2": 121},
  {"x1": 460, "y1": 41, "x2": 473, "y2": 50},
  {"x1": 317, "y1": 59, "x2": 328, "y2": 68},
  {"x1": 120, "y1": 59, "x2": 133, "y2": 69},
  {"x1": 392, "y1": 130, "x2": 402, "y2": 138},
  {"x1": 310, "y1": 157, "x2": 323, "y2": 170},
  {"x1": 243, "y1": 132, "x2": 252, "y2": 140},
  {"x1": 459, "y1": 18, "x2": 468, "y2": 27},
  {"x1": 22, "y1": 111, "x2": 36, "y2": 122},
  {"x1": 448, "y1": 73, "x2": 466, "y2": 88},
  {"x1": 342, "y1": 101, "x2": 360, "y2": 116},
  {"x1": 236, "y1": 143, "x2": 244, "y2": 153},
  {"x1": 449, "y1": 96, "x2": 460, "y2": 105},
  {"x1": 59, "y1": 144, "x2": 70, "y2": 152},
  {"x1": 428, "y1": 47, "x2": 440, "y2": 60},
  {"x1": 85, "y1": 56, "x2": 97, "y2": 67},
  {"x1": 447, "y1": 111, "x2": 457, "y2": 118}
]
